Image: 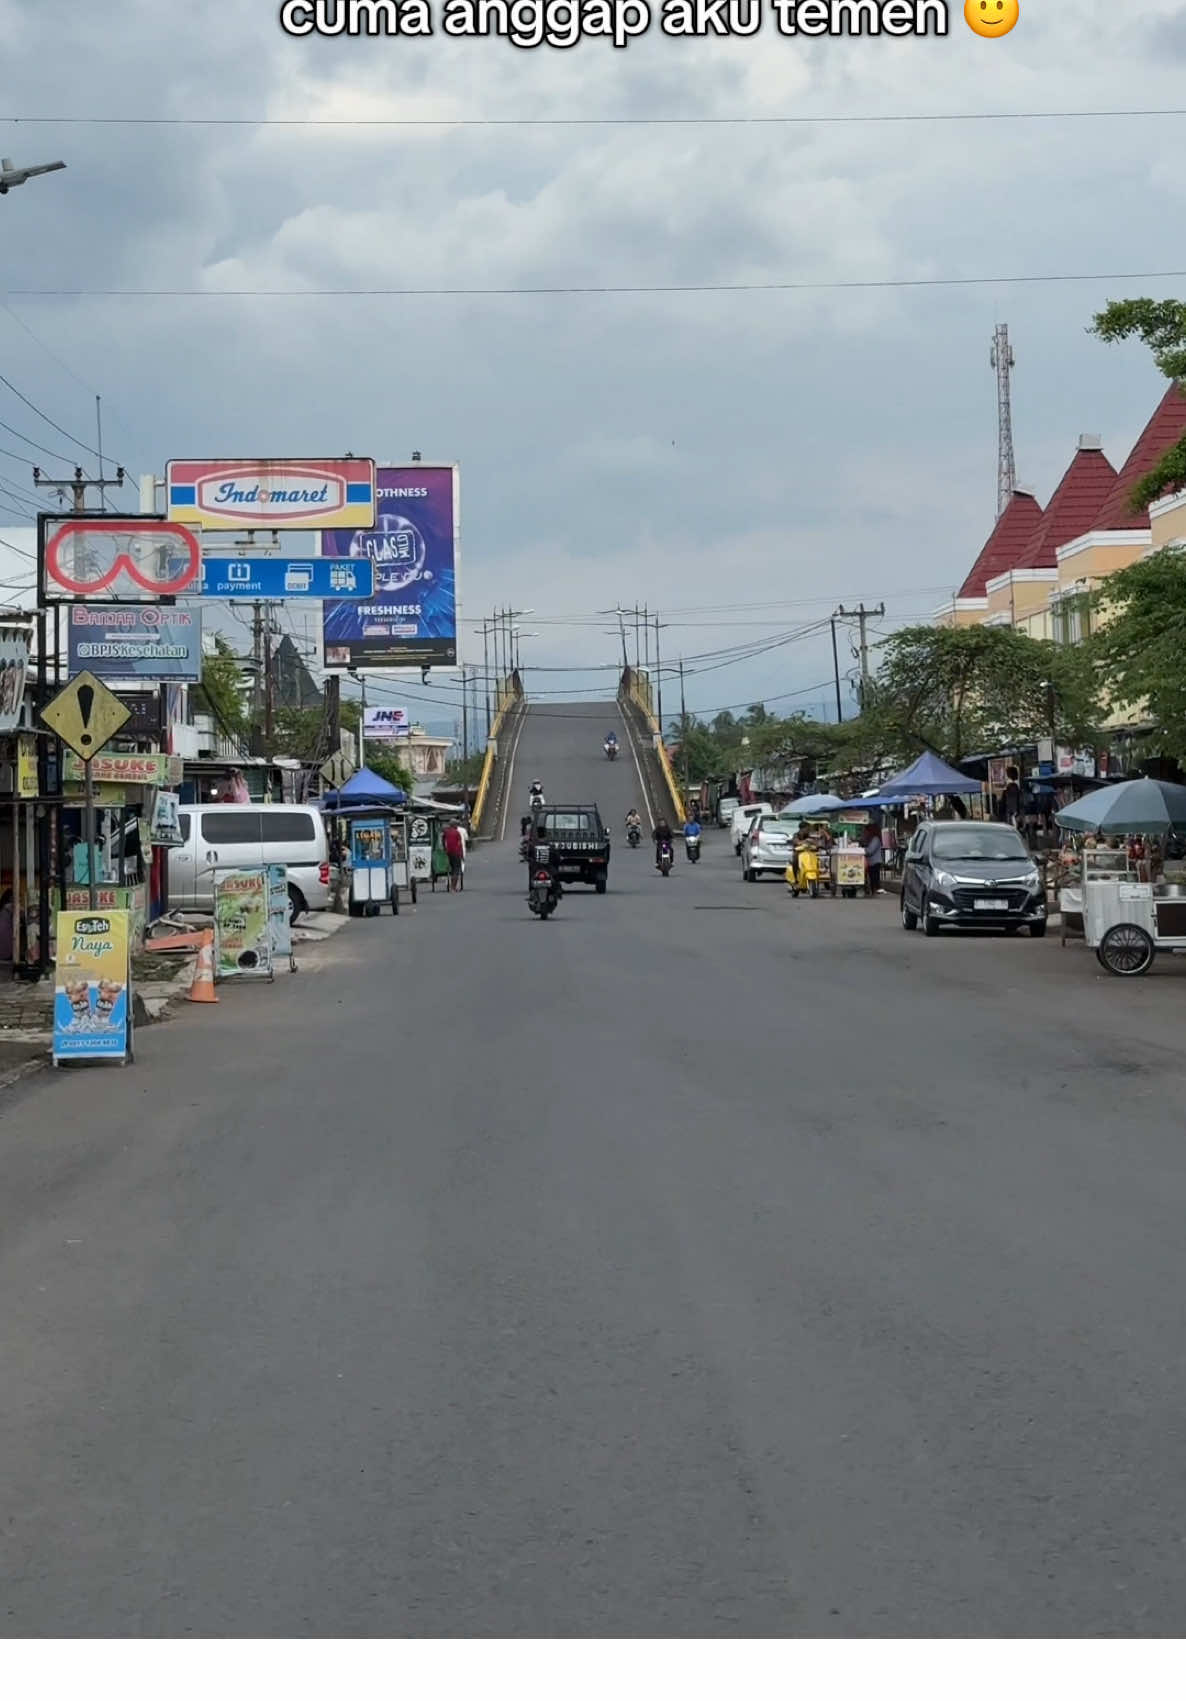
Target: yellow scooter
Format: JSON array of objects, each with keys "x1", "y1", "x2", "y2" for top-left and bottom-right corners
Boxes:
[{"x1": 787, "y1": 841, "x2": 821, "y2": 898}]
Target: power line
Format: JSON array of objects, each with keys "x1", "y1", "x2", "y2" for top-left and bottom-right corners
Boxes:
[
  {"x1": 7, "y1": 108, "x2": 1186, "y2": 128},
  {"x1": 6, "y1": 267, "x2": 1186, "y2": 299},
  {"x1": 0, "y1": 370, "x2": 100, "y2": 459},
  {"x1": 0, "y1": 415, "x2": 76, "y2": 463},
  {"x1": 0, "y1": 300, "x2": 146, "y2": 473}
]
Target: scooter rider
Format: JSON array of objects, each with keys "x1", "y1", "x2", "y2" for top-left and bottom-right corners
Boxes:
[
  {"x1": 683, "y1": 816, "x2": 702, "y2": 858},
  {"x1": 653, "y1": 815, "x2": 674, "y2": 870}
]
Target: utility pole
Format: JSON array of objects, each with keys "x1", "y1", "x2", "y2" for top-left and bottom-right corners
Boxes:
[
  {"x1": 835, "y1": 602, "x2": 884, "y2": 709},
  {"x1": 481, "y1": 618, "x2": 492, "y2": 737},
  {"x1": 251, "y1": 600, "x2": 264, "y2": 754},
  {"x1": 263, "y1": 603, "x2": 275, "y2": 748},
  {"x1": 830, "y1": 617, "x2": 843, "y2": 724},
  {"x1": 654, "y1": 613, "x2": 663, "y2": 734},
  {"x1": 33, "y1": 462, "x2": 126, "y2": 514},
  {"x1": 679, "y1": 657, "x2": 688, "y2": 792},
  {"x1": 643, "y1": 603, "x2": 650, "y2": 671}
]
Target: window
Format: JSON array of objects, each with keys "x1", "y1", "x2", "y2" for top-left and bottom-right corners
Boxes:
[
  {"x1": 544, "y1": 811, "x2": 596, "y2": 832},
  {"x1": 260, "y1": 812, "x2": 317, "y2": 844},
  {"x1": 177, "y1": 813, "x2": 191, "y2": 843},
  {"x1": 200, "y1": 811, "x2": 262, "y2": 845},
  {"x1": 932, "y1": 827, "x2": 1028, "y2": 861}
]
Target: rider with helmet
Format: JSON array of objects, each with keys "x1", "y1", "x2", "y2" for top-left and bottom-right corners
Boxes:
[
  {"x1": 652, "y1": 815, "x2": 674, "y2": 870},
  {"x1": 529, "y1": 780, "x2": 545, "y2": 810}
]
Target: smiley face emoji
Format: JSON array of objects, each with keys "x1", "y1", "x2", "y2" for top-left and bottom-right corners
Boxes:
[{"x1": 965, "y1": 0, "x2": 1019, "y2": 35}]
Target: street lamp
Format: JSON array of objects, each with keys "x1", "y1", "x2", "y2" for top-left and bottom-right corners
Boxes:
[{"x1": 510, "y1": 628, "x2": 538, "y2": 671}]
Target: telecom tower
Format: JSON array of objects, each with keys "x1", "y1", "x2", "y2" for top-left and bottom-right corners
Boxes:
[{"x1": 990, "y1": 323, "x2": 1016, "y2": 518}]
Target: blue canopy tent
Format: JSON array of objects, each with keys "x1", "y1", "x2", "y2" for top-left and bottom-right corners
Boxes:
[
  {"x1": 864, "y1": 750, "x2": 983, "y2": 799},
  {"x1": 321, "y1": 766, "x2": 407, "y2": 810}
]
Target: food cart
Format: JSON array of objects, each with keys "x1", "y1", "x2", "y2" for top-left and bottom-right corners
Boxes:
[
  {"x1": 320, "y1": 766, "x2": 409, "y2": 916},
  {"x1": 1056, "y1": 778, "x2": 1186, "y2": 976}
]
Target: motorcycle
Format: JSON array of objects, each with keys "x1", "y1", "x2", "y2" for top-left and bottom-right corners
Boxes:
[
  {"x1": 605, "y1": 741, "x2": 618, "y2": 761},
  {"x1": 685, "y1": 835, "x2": 701, "y2": 863},
  {"x1": 529, "y1": 793, "x2": 546, "y2": 812},
  {"x1": 657, "y1": 840, "x2": 673, "y2": 877},
  {"x1": 627, "y1": 823, "x2": 642, "y2": 849},
  {"x1": 528, "y1": 867, "x2": 559, "y2": 919},
  {"x1": 788, "y1": 842, "x2": 821, "y2": 898}
]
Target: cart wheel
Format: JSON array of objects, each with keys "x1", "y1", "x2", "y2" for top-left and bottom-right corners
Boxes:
[{"x1": 1097, "y1": 923, "x2": 1154, "y2": 977}]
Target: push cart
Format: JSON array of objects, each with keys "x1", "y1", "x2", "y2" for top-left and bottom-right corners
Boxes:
[{"x1": 1084, "y1": 876, "x2": 1186, "y2": 976}]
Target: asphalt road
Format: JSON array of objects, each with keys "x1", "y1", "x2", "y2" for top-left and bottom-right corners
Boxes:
[{"x1": 5, "y1": 706, "x2": 1186, "y2": 1635}]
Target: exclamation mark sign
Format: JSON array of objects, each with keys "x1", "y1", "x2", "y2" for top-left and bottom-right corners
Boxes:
[{"x1": 77, "y1": 682, "x2": 94, "y2": 751}]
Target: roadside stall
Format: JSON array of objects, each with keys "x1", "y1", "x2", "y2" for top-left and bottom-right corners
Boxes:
[
  {"x1": 1055, "y1": 778, "x2": 1186, "y2": 977},
  {"x1": 320, "y1": 765, "x2": 408, "y2": 917},
  {"x1": 778, "y1": 794, "x2": 846, "y2": 896}
]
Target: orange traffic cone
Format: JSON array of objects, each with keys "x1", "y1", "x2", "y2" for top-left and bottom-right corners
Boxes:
[{"x1": 187, "y1": 929, "x2": 218, "y2": 1003}]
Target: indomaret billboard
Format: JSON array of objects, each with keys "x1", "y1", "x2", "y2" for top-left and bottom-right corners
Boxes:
[{"x1": 321, "y1": 464, "x2": 458, "y2": 670}]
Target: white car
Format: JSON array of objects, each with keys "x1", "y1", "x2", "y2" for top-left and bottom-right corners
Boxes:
[
  {"x1": 730, "y1": 803, "x2": 771, "y2": 855},
  {"x1": 741, "y1": 814, "x2": 794, "y2": 881},
  {"x1": 717, "y1": 796, "x2": 740, "y2": 829}
]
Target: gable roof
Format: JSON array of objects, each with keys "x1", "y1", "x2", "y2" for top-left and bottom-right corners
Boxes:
[
  {"x1": 956, "y1": 490, "x2": 1045, "y2": 598},
  {"x1": 1014, "y1": 443, "x2": 1118, "y2": 570},
  {"x1": 1090, "y1": 380, "x2": 1186, "y2": 532}
]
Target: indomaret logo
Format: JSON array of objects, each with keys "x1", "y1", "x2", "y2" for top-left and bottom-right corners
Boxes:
[{"x1": 196, "y1": 466, "x2": 345, "y2": 522}]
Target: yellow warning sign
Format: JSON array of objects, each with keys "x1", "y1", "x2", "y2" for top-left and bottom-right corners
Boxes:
[{"x1": 41, "y1": 670, "x2": 131, "y2": 764}]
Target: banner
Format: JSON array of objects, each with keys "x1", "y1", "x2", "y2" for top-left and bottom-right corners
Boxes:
[
  {"x1": 68, "y1": 604, "x2": 202, "y2": 682},
  {"x1": 0, "y1": 624, "x2": 30, "y2": 732},
  {"x1": 64, "y1": 752, "x2": 183, "y2": 787},
  {"x1": 151, "y1": 791, "x2": 184, "y2": 847},
  {"x1": 322, "y1": 464, "x2": 458, "y2": 669},
  {"x1": 53, "y1": 910, "x2": 131, "y2": 1062},
  {"x1": 16, "y1": 732, "x2": 38, "y2": 798},
  {"x1": 214, "y1": 868, "x2": 272, "y2": 979},
  {"x1": 363, "y1": 705, "x2": 409, "y2": 741},
  {"x1": 408, "y1": 813, "x2": 432, "y2": 882},
  {"x1": 267, "y1": 864, "x2": 292, "y2": 962}
]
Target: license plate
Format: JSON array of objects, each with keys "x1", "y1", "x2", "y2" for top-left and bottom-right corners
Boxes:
[
  {"x1": 974, "y1": 898, "x2": 1009, "y2": 910},
  {"x1": 561, "y1": 864, "x2": 580, "y2": 873}
]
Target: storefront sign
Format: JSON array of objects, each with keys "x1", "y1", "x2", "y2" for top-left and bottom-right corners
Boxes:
[
  {"x1": 167, "y1": 458, "x2": 376, "y2": 531},
  {"x1": 267, "y1": 864, "x2": 291, "y2": 962},
  {"x1": 988, "y1": 758, "x2": 1009, "y2": 790},
  {"x1": 62, "y1": 784, "x2": 131, "y2": 808},
  {"x1": 68, "y1": 604, "x2": 202, "y2": 682},
  {"x1": 64, "y1": 751, "x2": 182, "y2": 787},
  {"x1": 16, "y1": 732, "x2": 38, "y2": 798},
  {"x1": 115, "y1": 690, "x2": 163, "y2": 737},
  {"x1": 214, "y1": 867, "x2": 272, "y2": 979},
  {"x1": 363, "y1": 706, "x2": 410, "y2": 742},
  {"x1": 42, "y1": 516, "x2": 201, "y2": 601},
  {"x1": 53, "y1": 910, "x2": 131, "y2": 1063},
  {"x1": 151, "y1": 791, "x2": 184, "y2": 847}
]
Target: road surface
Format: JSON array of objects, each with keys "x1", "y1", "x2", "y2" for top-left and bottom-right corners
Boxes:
[{"x1": 4, "y1": 705, "x2": 1186, "y2": 1635}]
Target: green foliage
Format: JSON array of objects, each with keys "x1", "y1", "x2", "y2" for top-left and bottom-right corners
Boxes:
[
  {"x1": 1092, "y1": 546, "x2": 1186, "y2": 760},
  {"x1": 835, "y1": 625, "x2": 1100, "y2": 765},
  {"x1": 364, "y1": 745, "x2": 415, "y2": 794},
  {"x1": 195, "y1": 633, "x2": 247, "y2": 737},
  {"x1": 446, "y1": 751, "x2": 486, "y2": 787},
  {"x1": 1091, "y1": 298, "x2": 1186, "y2": 510}
]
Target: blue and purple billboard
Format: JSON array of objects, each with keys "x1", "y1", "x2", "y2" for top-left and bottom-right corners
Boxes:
[{"x1": 321, "y1": 464, "x2": 458, "y2": 669}]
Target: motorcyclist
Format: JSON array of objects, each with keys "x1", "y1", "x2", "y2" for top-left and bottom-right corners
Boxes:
[
  {"x1": 519, "y1": 814, "x2": 533, "y2": 859},
  {"x1": 605, "y1": 731, "x2": 618, "y2": 748},
  {"x1": 528, "y1": 823, "x2": 562, "y2": 900},
  {"x1": 529, "y1": 780, "x2": 545, "y2": 810},
  {"x1": 653, "y1": 816, "x2": 674, "y2": 870},
  {"x1": 683, "y1": 816, "x2": 702, "y2": 858}
]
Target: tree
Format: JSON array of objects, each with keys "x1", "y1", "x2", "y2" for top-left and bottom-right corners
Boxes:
[
  {"x1": 852, "y1": 624, "x2": 1099, "y2": 764},
  {"x1": 1092, "y1": 546, "x2": 1186, "y2": 760},
  {"x1": 195, "y1": 633, "x2": 248, "y2": 739},
  {"x1": 1091, "y1": 298, "x2": 1186, "y2": 511}
]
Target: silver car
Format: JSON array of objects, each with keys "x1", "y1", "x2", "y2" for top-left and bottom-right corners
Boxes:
[{"x1": 741, "y1": 813, "x2": 792, "y2": 881}]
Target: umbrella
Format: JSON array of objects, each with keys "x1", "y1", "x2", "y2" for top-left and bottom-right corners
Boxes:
[
  {"x1": 865, "y1": 749, "x2": 983, "y2": 798},
  {"x1": 777, "y1": 793, "x2": 849, "y2": 816},
  {"x1": 1055, "y1": 777, "x2": 1186, "y2": 836}
]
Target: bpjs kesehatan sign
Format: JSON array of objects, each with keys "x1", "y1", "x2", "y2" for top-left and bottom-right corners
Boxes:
[{"x1": 166, "y1": 459, "x2": 376, "y2": 531}]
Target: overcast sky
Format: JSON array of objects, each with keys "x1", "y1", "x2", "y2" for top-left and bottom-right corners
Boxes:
[{"x1": 2, "y1": 0, "x2": 1185, "y2": 736}]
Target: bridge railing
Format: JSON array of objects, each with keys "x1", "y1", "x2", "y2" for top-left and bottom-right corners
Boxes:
[
  {"x1": 619, "y1": 666, "x2": 685, "y2": 825},
  {"x1": 470, "y1": 670, "x2": 524, "y2": 835}
]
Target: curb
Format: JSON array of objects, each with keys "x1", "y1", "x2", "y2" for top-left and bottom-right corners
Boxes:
[{"x1": 0, "y1": 1056, "x2": 47, "y2": 1092}]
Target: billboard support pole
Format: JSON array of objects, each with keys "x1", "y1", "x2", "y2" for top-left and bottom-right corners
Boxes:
[{"x1": 84, "y1": 756, "x2": 97, "y2": 911}]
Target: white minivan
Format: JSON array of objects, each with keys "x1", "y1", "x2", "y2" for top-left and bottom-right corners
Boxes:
[{"x1": 169, "y1": 805, "x2": 331, "y2": 922}]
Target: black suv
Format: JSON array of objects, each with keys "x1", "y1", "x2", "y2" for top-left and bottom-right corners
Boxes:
[{"x1": 900, "y1": 821, "x2": 1046, "y2": 938}]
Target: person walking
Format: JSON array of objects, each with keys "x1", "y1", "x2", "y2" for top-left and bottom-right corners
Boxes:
[
  {"x1": 864, "y1": 821, "x2": 885, "y2": 896},
  {"x1": 442, "y1": 820, "x2": 465, "y2": 893}
]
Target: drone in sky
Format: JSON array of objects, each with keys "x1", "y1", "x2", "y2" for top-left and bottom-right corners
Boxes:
[{"x1": 0, "y1": 157, "x2": 66, "y2": 195}]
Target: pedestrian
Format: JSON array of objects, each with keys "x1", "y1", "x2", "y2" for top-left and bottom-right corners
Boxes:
[
  {"x1": 864, "y1": 822, "x2": 885, "y2": 895},
  {"x1": 442, "y1": 819, "x2": 465, "y2": 893},
  {"x1": 457, "y1": 818, "x2": 469, "y2": 880}
]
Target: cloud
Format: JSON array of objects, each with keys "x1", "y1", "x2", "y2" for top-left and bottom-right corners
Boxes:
[{"x1": 0, "y1": 0, "x2": 1182, "y2": 715}]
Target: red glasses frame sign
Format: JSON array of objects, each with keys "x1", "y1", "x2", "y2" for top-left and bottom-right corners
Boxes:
[{"x1": 40, "y1": 515, "x2": 202, "y2": 602}]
